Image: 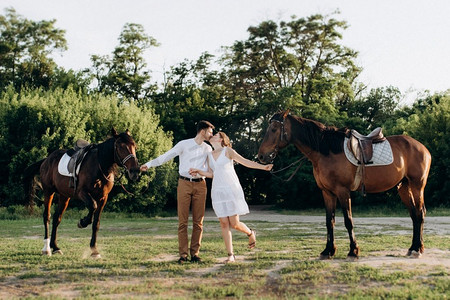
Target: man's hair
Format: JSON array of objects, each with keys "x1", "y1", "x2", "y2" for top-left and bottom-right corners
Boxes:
[{"x1": 196, "y1": 120, "x2": 215, "y2": 133}]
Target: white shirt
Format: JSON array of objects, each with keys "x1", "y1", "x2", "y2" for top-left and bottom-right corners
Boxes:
[{"x1": 144, "y1": 138, "x2": 212, "y2": 178}]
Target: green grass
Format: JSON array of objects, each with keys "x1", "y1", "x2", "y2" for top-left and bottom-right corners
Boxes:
[{"x1": 0, "y1": 212, "x2": 449, "y2": 299}]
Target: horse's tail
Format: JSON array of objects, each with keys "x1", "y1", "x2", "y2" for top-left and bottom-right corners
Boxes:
[{"x1": 23, "y1": 159, "x2": 45, "y2": 211}]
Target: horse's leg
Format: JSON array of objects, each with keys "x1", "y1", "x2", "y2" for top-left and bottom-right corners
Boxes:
[
  {"x1": 90, "y1": 197, "x2": 107, "y2": 258},
  {"x1": 49, "y1": 196, "x2": 70, "y2": 255},
  {"x1": 320, "y1": 190, "x2": 337, "y2": 259},
  {"x1": 398, "y1": 179, "x2": 426, "y2": 257},
  {"x1": 338, "y1": 191, "x2": 360, "y2": 259},
  {"x1": 42, "y1": 191, "x2": 54, "y2": 255},
  {"x1": 77, "y1": 191, "x2": 97, "y2": 228}
]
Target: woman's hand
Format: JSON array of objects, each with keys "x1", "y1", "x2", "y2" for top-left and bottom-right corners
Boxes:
[
  {"x1": 189, "y1": 168, "x2": 200, "y2": 176},
  {"x1": 263, "y1": 164, "x2": 273, "y2": 171}
]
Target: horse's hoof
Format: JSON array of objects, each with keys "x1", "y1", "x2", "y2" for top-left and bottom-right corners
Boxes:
[
  {"x1": 91, "y1": 253, "x2": 101, "y2": 259},
  {"x1": 346, "y1": 256, "x2": 358, "y2": 262},
  {"x1": 42, "y1": 250, "x2": 52, "y2": 256},
  {"x1": 53, "y1": 249, "x2": 63, "y2": 255},
  {"x1": 319, "y1": 254, "x2": 332, "y2": 260},
  {"x1": 77, "y1": 221, "x2": 87, "y2": 228},
  {"x1": 408, "y1": 250, "x2": 422, "y2": 258}
]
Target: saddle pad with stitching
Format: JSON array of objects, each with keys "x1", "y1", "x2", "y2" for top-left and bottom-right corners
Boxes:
[
  {"x1": 57, "y1": 153, "x2": 82, "y2": 177},
  {"x1": 344, "y1": 137, "x2": 394, "y2": 166}
]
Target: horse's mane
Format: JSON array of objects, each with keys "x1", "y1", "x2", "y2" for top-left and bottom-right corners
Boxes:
[{"x1": 287, "y1": 114, "x2": 348, "y2": 155}]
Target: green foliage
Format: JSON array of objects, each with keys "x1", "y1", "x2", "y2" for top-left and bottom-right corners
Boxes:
[
  {"x1": 0, "y1": 88, "x2": 176, "y2": 214},
  {"x1": 388, "y1": 93, "x2": 450, "y2": 207},
  {"x1": 0, "y1": 8, "x2": 67, "y2": 91}
]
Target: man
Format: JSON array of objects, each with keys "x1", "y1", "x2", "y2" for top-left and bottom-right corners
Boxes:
[{"x1": 140, "y1": 120, "x2": 214, "y2": 264}]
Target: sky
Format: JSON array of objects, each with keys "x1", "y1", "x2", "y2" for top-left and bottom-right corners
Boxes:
[{"x1": 1, "y1": 0, "x2": 450, "y2": 100}]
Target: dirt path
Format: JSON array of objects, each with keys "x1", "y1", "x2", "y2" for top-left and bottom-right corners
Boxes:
[{"x1": 203, "y1": 205, "x2": 450, "y2": 236}]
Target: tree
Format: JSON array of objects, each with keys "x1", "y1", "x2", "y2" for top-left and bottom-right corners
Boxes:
[
  {"x1": 0, "y1": 8, "x2": 67, "y2": 90},
  {"x1": 349, "y1": 86, "x2": 402, "y2": 131},
  {"x1": 219, "y1": 13, "x2": 360, "y2": 118},
  {"x1": 50, "y1": 67, "x2": 91, "y2": 92},
  {"x1": 390, "y1": 93, "x2": 450, "y2": 207},
  {"x1": 90, "y1": 23, "x2": 159, "y2": 106}
]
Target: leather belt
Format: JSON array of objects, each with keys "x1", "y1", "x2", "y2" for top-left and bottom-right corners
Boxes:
[{"x1": 179, "y1": 175, "x2": 204, "y2": 182}]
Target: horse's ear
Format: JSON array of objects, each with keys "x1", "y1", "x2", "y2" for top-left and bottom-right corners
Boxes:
[
  {"x1": 111, "y1": 127, "x2": 118, "y2": 137},
  {"x1": 282, "y1": 109, "x2": 290, "y2": 119},
  {"x1": 125, "y1": 128, "x2": 131, "y2": 136}
]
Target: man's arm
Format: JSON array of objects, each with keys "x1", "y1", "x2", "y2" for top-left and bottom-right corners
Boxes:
[{"x1": 140, "y1": 142, "x2": 183, "y2": 171}]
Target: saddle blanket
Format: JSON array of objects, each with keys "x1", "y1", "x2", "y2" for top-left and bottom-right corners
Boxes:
[
  {"x1": 344, "y1": 137, "x2": 394, "y2": 166},
  {"x1": 57, "y1": 153, "x2": 81, "y2": 177}
]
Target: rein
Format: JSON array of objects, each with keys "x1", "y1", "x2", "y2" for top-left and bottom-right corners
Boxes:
[
  {"x1": 270, "y1": 156, "x2": 308, "y2": 182},
  {"x1": 98, "y1": 163, "x2": 136, "y2": 195}
]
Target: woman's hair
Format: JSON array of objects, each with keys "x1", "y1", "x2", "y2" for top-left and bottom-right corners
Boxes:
[{"x1": 218, "y1": 132, "x2": 232, "y2": 148}]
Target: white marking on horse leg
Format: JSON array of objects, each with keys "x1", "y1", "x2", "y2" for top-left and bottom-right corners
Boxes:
[
  {"x1": 409, "y1": 250, "x2": 422, "y2": 258},
  {"x1": 42, "y1": 238, "x2": 51, "y2": 256},
  {"x1": 91, "y1": 247, "x2": 101, "y2": 259}
]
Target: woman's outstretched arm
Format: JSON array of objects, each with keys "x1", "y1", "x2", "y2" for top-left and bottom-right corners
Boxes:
[{"x1": 226, "y1": 148, "x2": 273, "y2": 171}]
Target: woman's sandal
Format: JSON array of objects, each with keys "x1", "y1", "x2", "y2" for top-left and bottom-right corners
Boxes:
[
  {"x1": 248, "y1": 229, "x2": 256, "y2": 249},
  {"x1": 225, "y1": 253, "x2": 235, "y2": 264}
]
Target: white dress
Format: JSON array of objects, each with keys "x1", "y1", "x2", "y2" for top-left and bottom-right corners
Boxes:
[{"x1": 208, "y1": 147, "x2": 249, "y2": 218}]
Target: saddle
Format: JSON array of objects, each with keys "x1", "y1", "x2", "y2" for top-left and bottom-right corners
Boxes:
[
  {"x1": 349, "y1": 127, "x2": 386, "y2": 164},
  {"x1": 66, "y1": 139, "x2": 91, "y2": 189}
]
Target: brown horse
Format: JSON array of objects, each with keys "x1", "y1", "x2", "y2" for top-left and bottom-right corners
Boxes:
[
  {"x1": 258, "y1": 110, "x2": 431, "y2": 259},
  {"x1": 23, "y1": 128, "x2": 140, "y2": 258}
]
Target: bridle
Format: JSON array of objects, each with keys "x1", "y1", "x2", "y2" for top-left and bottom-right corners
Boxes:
[
  {"x1": 267, "y1": 116, "x2": 288, "y2": 161},
  {"x1": 268, "y1": 114, "x2": 308, "y2": 182},
  {"x1": 98, "y1": 138, "x2": 138, "y2": 184},
  {"x1": 270, "y1": 117, "x2": 289, "y2": 144},
  {"x1": 98, "y1": 139, "x2": 139, "y2": 195},
  {"x1": 113, "y1": 139, "x2": 138, "y2": 168}
]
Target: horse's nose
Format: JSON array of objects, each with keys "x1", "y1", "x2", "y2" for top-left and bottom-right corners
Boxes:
[
  {"x1": 258, "y1": 154, "x2": 265, "y2": 163},
  {"x1": 129, "y1": 167, "x2": 140, "y2": 181}
]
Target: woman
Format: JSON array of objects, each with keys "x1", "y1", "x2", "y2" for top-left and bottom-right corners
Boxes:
[{"x1": 189, "y1": 132, "x2": 273, "y2": 263}]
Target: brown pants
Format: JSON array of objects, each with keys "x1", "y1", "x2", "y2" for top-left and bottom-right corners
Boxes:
[{"x1": 177, "y1": 178, "x2": 207, "y2": 258}]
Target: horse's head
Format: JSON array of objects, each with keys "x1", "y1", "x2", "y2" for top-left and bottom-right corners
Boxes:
[
  {"x1": 112, "y1": 128, "x2": 140, "y2": 181},
  {"x1": 258, "y1": 110, "x2": 291, "y2": 164}
]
